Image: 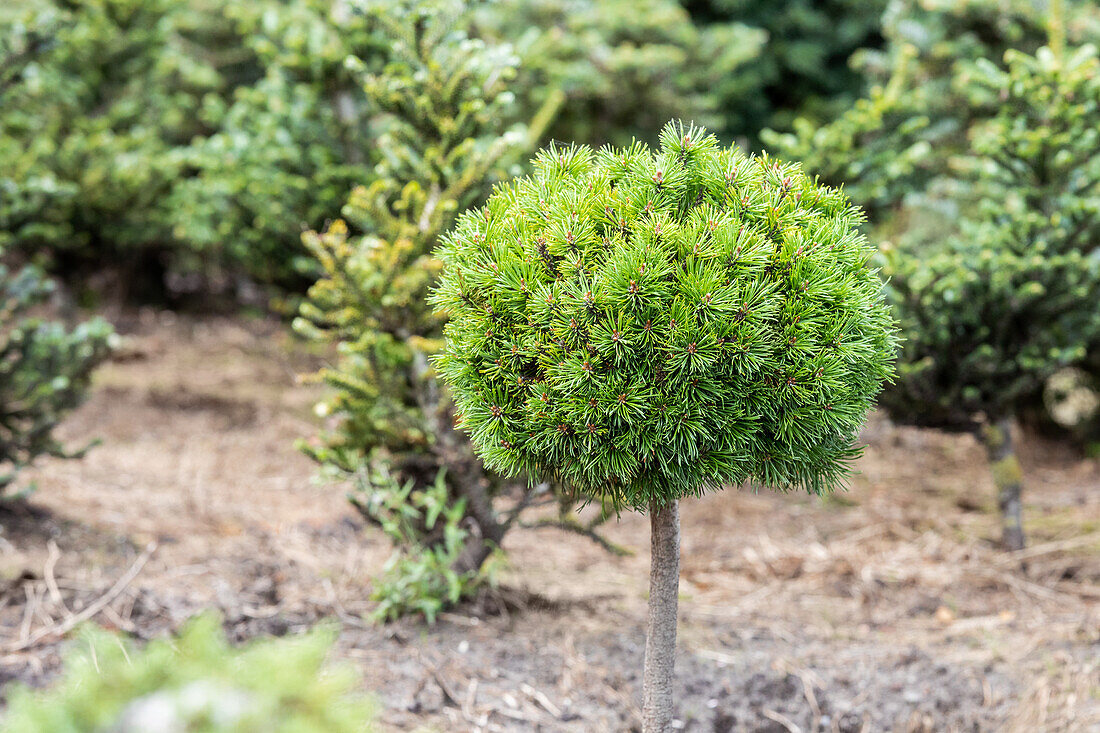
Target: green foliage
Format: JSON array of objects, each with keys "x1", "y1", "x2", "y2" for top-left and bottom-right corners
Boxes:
[
  {"x1": 1, "y1": 249, "x2": 113, "y2": 495},
  {"x1": 0, "y1": 614, "x2": 375, "y2": 732},
  {"x1": 296, "y1": 0, "x2": 536, "y2": 469},
  {"x1": 760, "y1": 45, "x2": 937, "y2": 222},
  {"x1": 883, "y1": 42, "x2": 1100, "y2": 428},
  {"x1": 762, "y1": 0, "x2": 1100, "y2": 220},
  {"x1": 0, "y1": 0, "x2": 382, "y2": 293},
  {"x1": 167, "y1": 0, "x2": 380, "y2": 290},
  {"x1": 295, "y1": 0, "x2": 558, "y2": 616},
  {"x1": 681, "y1": 0, "x2": 888, "y2": 142},
  {"x1": 0, "y1": 0, "x2": 226, "y2": 289},
  {"x1": 476, "y1": 0, "x2": 765, "y2": 146},
  {"x1": 170, "y1": 73, "x2": 367, "y2": 290},
  {"x1": 366, "y1": 469, "x2": 495, "y2": 623},
  {"x1": 432, "y1": 122, "x2": 898, "y2": 510}
]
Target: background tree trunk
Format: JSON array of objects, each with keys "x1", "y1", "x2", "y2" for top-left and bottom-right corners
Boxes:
[
  {"x1": 643, "y1": 499, "x2": 680, "y2": 732},
  {"x1": 980, "y1": 418, "x2": 1026, "y2": 551}
]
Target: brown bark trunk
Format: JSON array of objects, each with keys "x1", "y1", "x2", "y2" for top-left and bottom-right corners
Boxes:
[
  {"x1": 452, "y1": 530, "x2": 496, "y2": 575},
  {"x1": 980, "y1": 418, "x2": 1026, "y2": 551},
  {"x1": 643, "y1": 499, "x2": 680, "y2": 733}
]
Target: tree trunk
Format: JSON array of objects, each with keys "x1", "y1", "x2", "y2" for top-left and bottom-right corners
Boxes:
[
  {"x1": 410, "y1": 350, "x2": 507, "y2": 575},
  {"x1": 980, "y1": 418, "x2": 1026, "y2": 551},
  {"x1": 643, "y1": 499, "x2": 680, "y2": 733}
]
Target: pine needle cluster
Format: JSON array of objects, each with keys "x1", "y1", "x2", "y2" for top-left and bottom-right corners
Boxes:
[{"x1": 433, "y1": 122, "x2": 897, "y2": 510}]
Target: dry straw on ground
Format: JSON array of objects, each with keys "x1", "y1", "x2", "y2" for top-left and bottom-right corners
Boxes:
[{"x1": 2, "y1": 312, "x2": 1097, "y2": 731}]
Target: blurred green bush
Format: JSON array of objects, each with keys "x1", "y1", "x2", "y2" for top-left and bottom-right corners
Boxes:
[
  {"x1": 0, "y1": 0, "x2": 229, "y2": 300},
  {"x1": 762, "y1": 0, "x2": 1100, "y2": 221},
  {"x1": 1, "y1": 614, "x2": 376, "y2": 732},
  {"x1": 682, "y1": 0, "x2": 889, "y2": 143},
  {"x1": 1, "y1": 244, "x2": 114, "y2": 498},
  {"x1": 167, "y1": 0, "x2": 383, "y2": 292},
  {"x1": 475, "y1": 0, "x2": 766, "y2": 146},
  {"x1": 882, "y1": 39, "x2": 1100, "y2": 548},
  {"x1": 885, "y1": 40, "x2": 1100, "y2": 427}
]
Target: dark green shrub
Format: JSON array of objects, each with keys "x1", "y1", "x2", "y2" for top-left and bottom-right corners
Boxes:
[
  {"x1": 680, "y1": 0, "x2": 889, "y2": 142},
  {"x1": 475, "y1": 0, "x2": 765, "y2": 146},
  {"x1": 432, "y1": 121, "x2": 897, "y2": 728},
  {"x1": 762, "y1": 0, "x2": 1100, "y2": 220},
  {"x1": 883, "y1": 42, "x2": 1100, "y2": 549},
  {"x1": 0, "y1": 0, "x2": 382, "y2": 295},
  {"x1": 1, "y1": 248, "x2": 113, "y2": 496},
  {"x1": 0, "y1": 614, "x2": 375, "y2": 732}
]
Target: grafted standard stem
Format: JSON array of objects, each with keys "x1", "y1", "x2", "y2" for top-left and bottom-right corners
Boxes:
[{"x1": 643, "y1": 499, "x2": 680, "y2": 732}]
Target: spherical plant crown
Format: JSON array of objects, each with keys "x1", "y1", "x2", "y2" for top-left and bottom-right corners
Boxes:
[{"x1": 432, "y1": 122, "x2": 897, "y2": 510}]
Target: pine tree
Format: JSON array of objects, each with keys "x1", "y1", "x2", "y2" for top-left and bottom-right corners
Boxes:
[
  {"x1": 432, "y1": 122, "x2": 897, "y2": 730},
  {"x1": 882, "y1": 39, "x2": 1100, "y2": 551},
  {"x1": 294, "y1": 0, "x2": 584, "y2": 620},
  {"x1": 1, "y1": 246, "x2": 114, "y2": 496}
]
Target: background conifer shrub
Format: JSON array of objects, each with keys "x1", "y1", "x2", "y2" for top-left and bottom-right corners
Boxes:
[
  {"x1": 680, "y1": 0, "x2": 889, "y2": 143},
  {"x1": 474, "y1": 0, "x2": 766, "y2": 146},
  {"x1": 432, "y1": 121, "x2": 897, "y2": 729},
  {"x1": 882, "y1": 41, "x2": 1100, "y2": 550},
  {"x1": 1, "y1": 247, "x2": 114, "y2": 497},
  {"x1": 1, "y1": 614, "x2": 376, "y2": 732},
  {"x1": 761, "y1": 0, "x2": 1100, "y2": 222},
  {"x1": 295, "y1": 0, "x2": 619, "y2": 620},
  {"x1": 167, "y1": 0, "x2": 383, "y2": 292},
  {"x1": 0, "y1": 0, "x2": 231, "y2": 299}
]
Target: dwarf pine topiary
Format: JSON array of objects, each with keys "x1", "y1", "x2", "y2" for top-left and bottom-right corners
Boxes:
[
  {"x1": 1, "y1": 614, "x2": 375, "y2": 732},
  {"x1": 432, "y1": 122, "x2": 897, "y2": 730},
  {"x1": 882, "y1": 41, "x2": 1100, "y2": 551},
  {"x1": 1, "y1": 247, "x2": 113, "y2": 496},
  {"x1": 433, "y1": 123, "x2": 897, "y2": 506}
]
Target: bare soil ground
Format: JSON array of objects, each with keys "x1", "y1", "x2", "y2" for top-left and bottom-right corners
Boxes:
[{"x1": 1, "y1": 312, "x2": 1098, "y2": 732}]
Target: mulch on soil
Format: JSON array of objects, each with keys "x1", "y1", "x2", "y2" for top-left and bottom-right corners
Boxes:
[{"x1": 2, "y1": 312, "x2": 1097, "y2": 731}]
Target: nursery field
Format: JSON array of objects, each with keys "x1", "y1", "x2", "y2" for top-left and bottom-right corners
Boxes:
[
  {"x1": 4, "y1": 0, "x2": 1100, "y2": 729},
  {"x1": 2, "y1": 313, "x2": 1097, "y2": 732}
]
